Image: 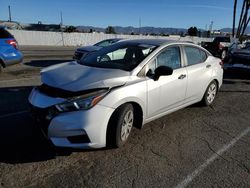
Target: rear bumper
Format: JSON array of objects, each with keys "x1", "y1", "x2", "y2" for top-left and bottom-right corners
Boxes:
[{"x1": 2, "y1": 51, "x2": 23, "y2": 67}]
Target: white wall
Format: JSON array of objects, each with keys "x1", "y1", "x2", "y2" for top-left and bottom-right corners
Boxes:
[{"x1": 9, "y1": 30, "x2": 212, "y2": 46}]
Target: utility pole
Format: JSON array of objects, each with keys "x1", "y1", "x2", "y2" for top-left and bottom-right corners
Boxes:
[
  {"x1": 60, "y1": 11, "x2": 65, "y2": 46},
  {"x1": 209, "y1": 21, "x2": 213, "y2": 34},
  {"x1": 8, "y1": 5, "x2": 12, "y2": 22},
  {"x1": 139, "y1": 17, "x2": 141, "y2": 34}
]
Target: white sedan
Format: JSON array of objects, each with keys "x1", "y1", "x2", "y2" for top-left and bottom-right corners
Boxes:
[{"x1": 29, "y1": 39, "x2": 223, "y2": 149}]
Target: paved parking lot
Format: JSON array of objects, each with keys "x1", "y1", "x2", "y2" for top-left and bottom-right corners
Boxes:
[{"x1": 0, "y1": 47, "x2": 249, "y2": 188}]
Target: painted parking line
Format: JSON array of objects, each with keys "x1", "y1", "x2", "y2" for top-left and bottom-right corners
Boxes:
[
  {"x1": 175, "y1": 127, "x2": 250, "y2": 188},
  {"x1": 0, "y1": 110, "x2": 29, "y2": 119}
]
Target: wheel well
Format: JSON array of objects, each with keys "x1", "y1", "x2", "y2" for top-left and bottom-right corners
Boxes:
[
  {"x1": 213, "y1": 79, "x2": 219, "y2": 91},
  {"x1": 106, "y1": 102, "x2": 144, "y2": 147},
  {"x1": 130, "y1": 102, "x2": 143, "y2": 129},
  {"x1": 109, "y1": 102, "x2": 143, "y2": 130}
]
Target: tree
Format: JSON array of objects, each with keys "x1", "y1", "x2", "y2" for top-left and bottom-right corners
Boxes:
[
  {"x1": 65, "y1": 25, "x2": 77, "y2": 33},
  {"x1": 187, "y1": 27, "x2": 198, "y2": 36},
  {"x1": 105, "y1": 26, "x2": 116, "y2": 34}
]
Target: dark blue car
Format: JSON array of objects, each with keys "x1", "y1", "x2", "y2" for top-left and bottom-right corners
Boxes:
[
  {"x1": 73, "y1": 38, "x2": 123, "y2": 61},
  {"x1": 0, "y1": 27, "x2": 23, "y2": 71}
]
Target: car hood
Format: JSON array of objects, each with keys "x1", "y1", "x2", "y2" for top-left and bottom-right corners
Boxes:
[
  {"x1": 40, "y1": 61, "x2": 130, "y2": 92},
  {"x1": 77, "y1": 45, "x2": 102, "y2": 52}
]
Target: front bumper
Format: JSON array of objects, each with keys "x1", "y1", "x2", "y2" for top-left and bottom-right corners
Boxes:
[
  {"x1": 73, "y1": 51, "x2": 86, "y2": 61},
  {"x1": 29, "y1": 89, "x2": 115, "y2": 149}
]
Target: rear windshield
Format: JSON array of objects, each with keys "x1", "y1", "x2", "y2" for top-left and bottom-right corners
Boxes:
[
  {"x1": 80, "y1": 42, "x2": 157, "y2": 71},
  {"x1": 0, "y1": 28, "x2": 13, "y2": 39}
]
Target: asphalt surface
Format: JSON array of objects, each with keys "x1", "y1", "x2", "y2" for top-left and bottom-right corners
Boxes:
[{"x1": 0, "y1": 46, "x2": 249, "y2": 188}]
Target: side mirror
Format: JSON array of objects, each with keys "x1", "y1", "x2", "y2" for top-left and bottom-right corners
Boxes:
[{"x1": 153, "y1": 66, "x2": 173, "y2": 81}]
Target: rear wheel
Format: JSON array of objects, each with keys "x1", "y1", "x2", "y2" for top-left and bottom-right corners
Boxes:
[
  {"x1": 106, "y1": 104, "x2": 134, "y2": 148},
  {"x1": 201, "y1": 81, "x2": 218, "y2": 106}
]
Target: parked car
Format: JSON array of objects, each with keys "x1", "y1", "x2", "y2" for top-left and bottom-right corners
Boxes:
[
  {"x1": 0, "y1": 27, "x2": 23, "y2": 71},
  {"x1": 244, "y1": 41, "x2": 250, "y2": 48},
  {"x1": 227, "y1": 45, "x2": 250, "y2": 65},
  {"x1": 73, "y1": 38, "x2": 123, "y2": 60},
  {"x1": 29, "y1": 39, "x2": 223, "y2": 149},
  {"x1": 201, "y1": 36, "x2": 231, "y2": 60}
]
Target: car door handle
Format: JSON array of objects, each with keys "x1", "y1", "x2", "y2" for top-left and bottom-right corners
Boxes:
[
  {"x1": 178, "y1": 74, "x2": 186, "y2": 79},
  {"x1": 206, "y1": 64, "x2": 211, "y2": 68}
]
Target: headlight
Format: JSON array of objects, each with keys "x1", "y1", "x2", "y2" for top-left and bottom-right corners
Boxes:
[{"x1": 55, "y1": 89, "x2": 108, "y2": 112}]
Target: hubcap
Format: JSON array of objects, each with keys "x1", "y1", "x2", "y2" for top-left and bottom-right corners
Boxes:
[
  {"x1": 121, "y1": 110, "x2": 134, "y2": 141},
  {"x1": 207, "y1": 83, "x2": 217, "y2": 104},
  {"x1": 222, "y1": 51, "x2": 226, "y2": 60}
]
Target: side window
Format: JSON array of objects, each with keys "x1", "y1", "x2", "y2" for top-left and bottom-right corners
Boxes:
[
  {"x1": 200, "y1": 49, "x2": 207, "y2": 62},
  {"x1": 98, "y1": 40, "x2": 111, "y2": 47},
  {"x1": 157, "y1": 47, "x2": 181, "y2": 69},
  {"x1": 184, "y1": 46, "x2": 206, "y2": 66},
  {"x1": 148, "y1": 46, "x2": 181, "y2": 75}
]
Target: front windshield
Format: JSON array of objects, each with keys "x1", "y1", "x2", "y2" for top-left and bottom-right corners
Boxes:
[{"x1": 80, "y1": 43, "x2": 157, "y2": 71}]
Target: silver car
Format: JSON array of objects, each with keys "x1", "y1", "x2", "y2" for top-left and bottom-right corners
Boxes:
[{"x1": 29, "y1": 39, "x2": 223, "y2": 149}]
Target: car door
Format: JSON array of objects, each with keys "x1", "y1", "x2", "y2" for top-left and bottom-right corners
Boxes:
[
  {"x1": 146, "y1": 46, "x2": 188, "y2": 118},
  {"x1": 183, "y1": 46, "x2": 213, "y2": 102}
]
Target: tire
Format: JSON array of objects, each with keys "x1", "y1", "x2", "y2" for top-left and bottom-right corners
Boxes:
[
  {"x1": 106, "y1": 104, "x2": 134, "y2": 148},
  {"x1": 221, "y1": 50, "x2": 227, "y2": 60},
  {"x1": 201, "y1": 81, "x2": 218, "y2": 106}
]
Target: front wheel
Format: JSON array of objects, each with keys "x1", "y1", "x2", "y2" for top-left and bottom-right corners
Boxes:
[
  {"x1": 201, "y1": 81, "x2": 218, "y2": 106},
  {"x1": 106, "y1": 104, "x2": 134, "y2": 148}
]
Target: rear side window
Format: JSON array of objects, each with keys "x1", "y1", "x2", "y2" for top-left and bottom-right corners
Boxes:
[
  {"x1": 184, "y1": 46, "x2": 207, "y2": 66},
  {"x1": 0, "y1": 28, "x2": 13, "y2": 39}
]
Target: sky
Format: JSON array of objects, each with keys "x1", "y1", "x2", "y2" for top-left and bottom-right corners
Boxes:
[{"x1": 0, "y1": 0, "x2": 243, "y2": 30}]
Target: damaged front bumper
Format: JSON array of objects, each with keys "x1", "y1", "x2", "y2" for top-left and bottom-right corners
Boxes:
[{"x1": 29, "y1": 88, "x2": 115, "y2": 149}]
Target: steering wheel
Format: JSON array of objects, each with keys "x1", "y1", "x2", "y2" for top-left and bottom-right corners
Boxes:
[{"x1": 99, "y1": 55, "x2": 111, "y2": 62}]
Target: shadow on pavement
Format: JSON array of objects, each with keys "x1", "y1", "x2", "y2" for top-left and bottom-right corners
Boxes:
[
  {"x1": 24, "y1": 59, "x2": 73, "y2": 68},
  {"x1": 0, "y1": 86, "x2": 71, "y2": 164}
]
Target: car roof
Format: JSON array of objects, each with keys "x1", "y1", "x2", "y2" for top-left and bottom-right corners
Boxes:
[
  {"x1": 104, "y1": 38, "x2": 123, "y2": 41},
  {"x1": 118, "y1": 39, "x2": 178, "y2": 46}
]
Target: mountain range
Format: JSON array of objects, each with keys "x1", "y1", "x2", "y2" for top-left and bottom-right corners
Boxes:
[{"x1": 77, "y1": 25, "x2": 250, "y2": 35}]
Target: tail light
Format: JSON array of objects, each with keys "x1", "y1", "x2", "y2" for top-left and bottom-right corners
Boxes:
[
  {"x1": 218, "y1": 43, "x2": 224, "y2": 50},
  {"x1": 5, "y1": 39, "x2": 18, "y2": 49}
]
